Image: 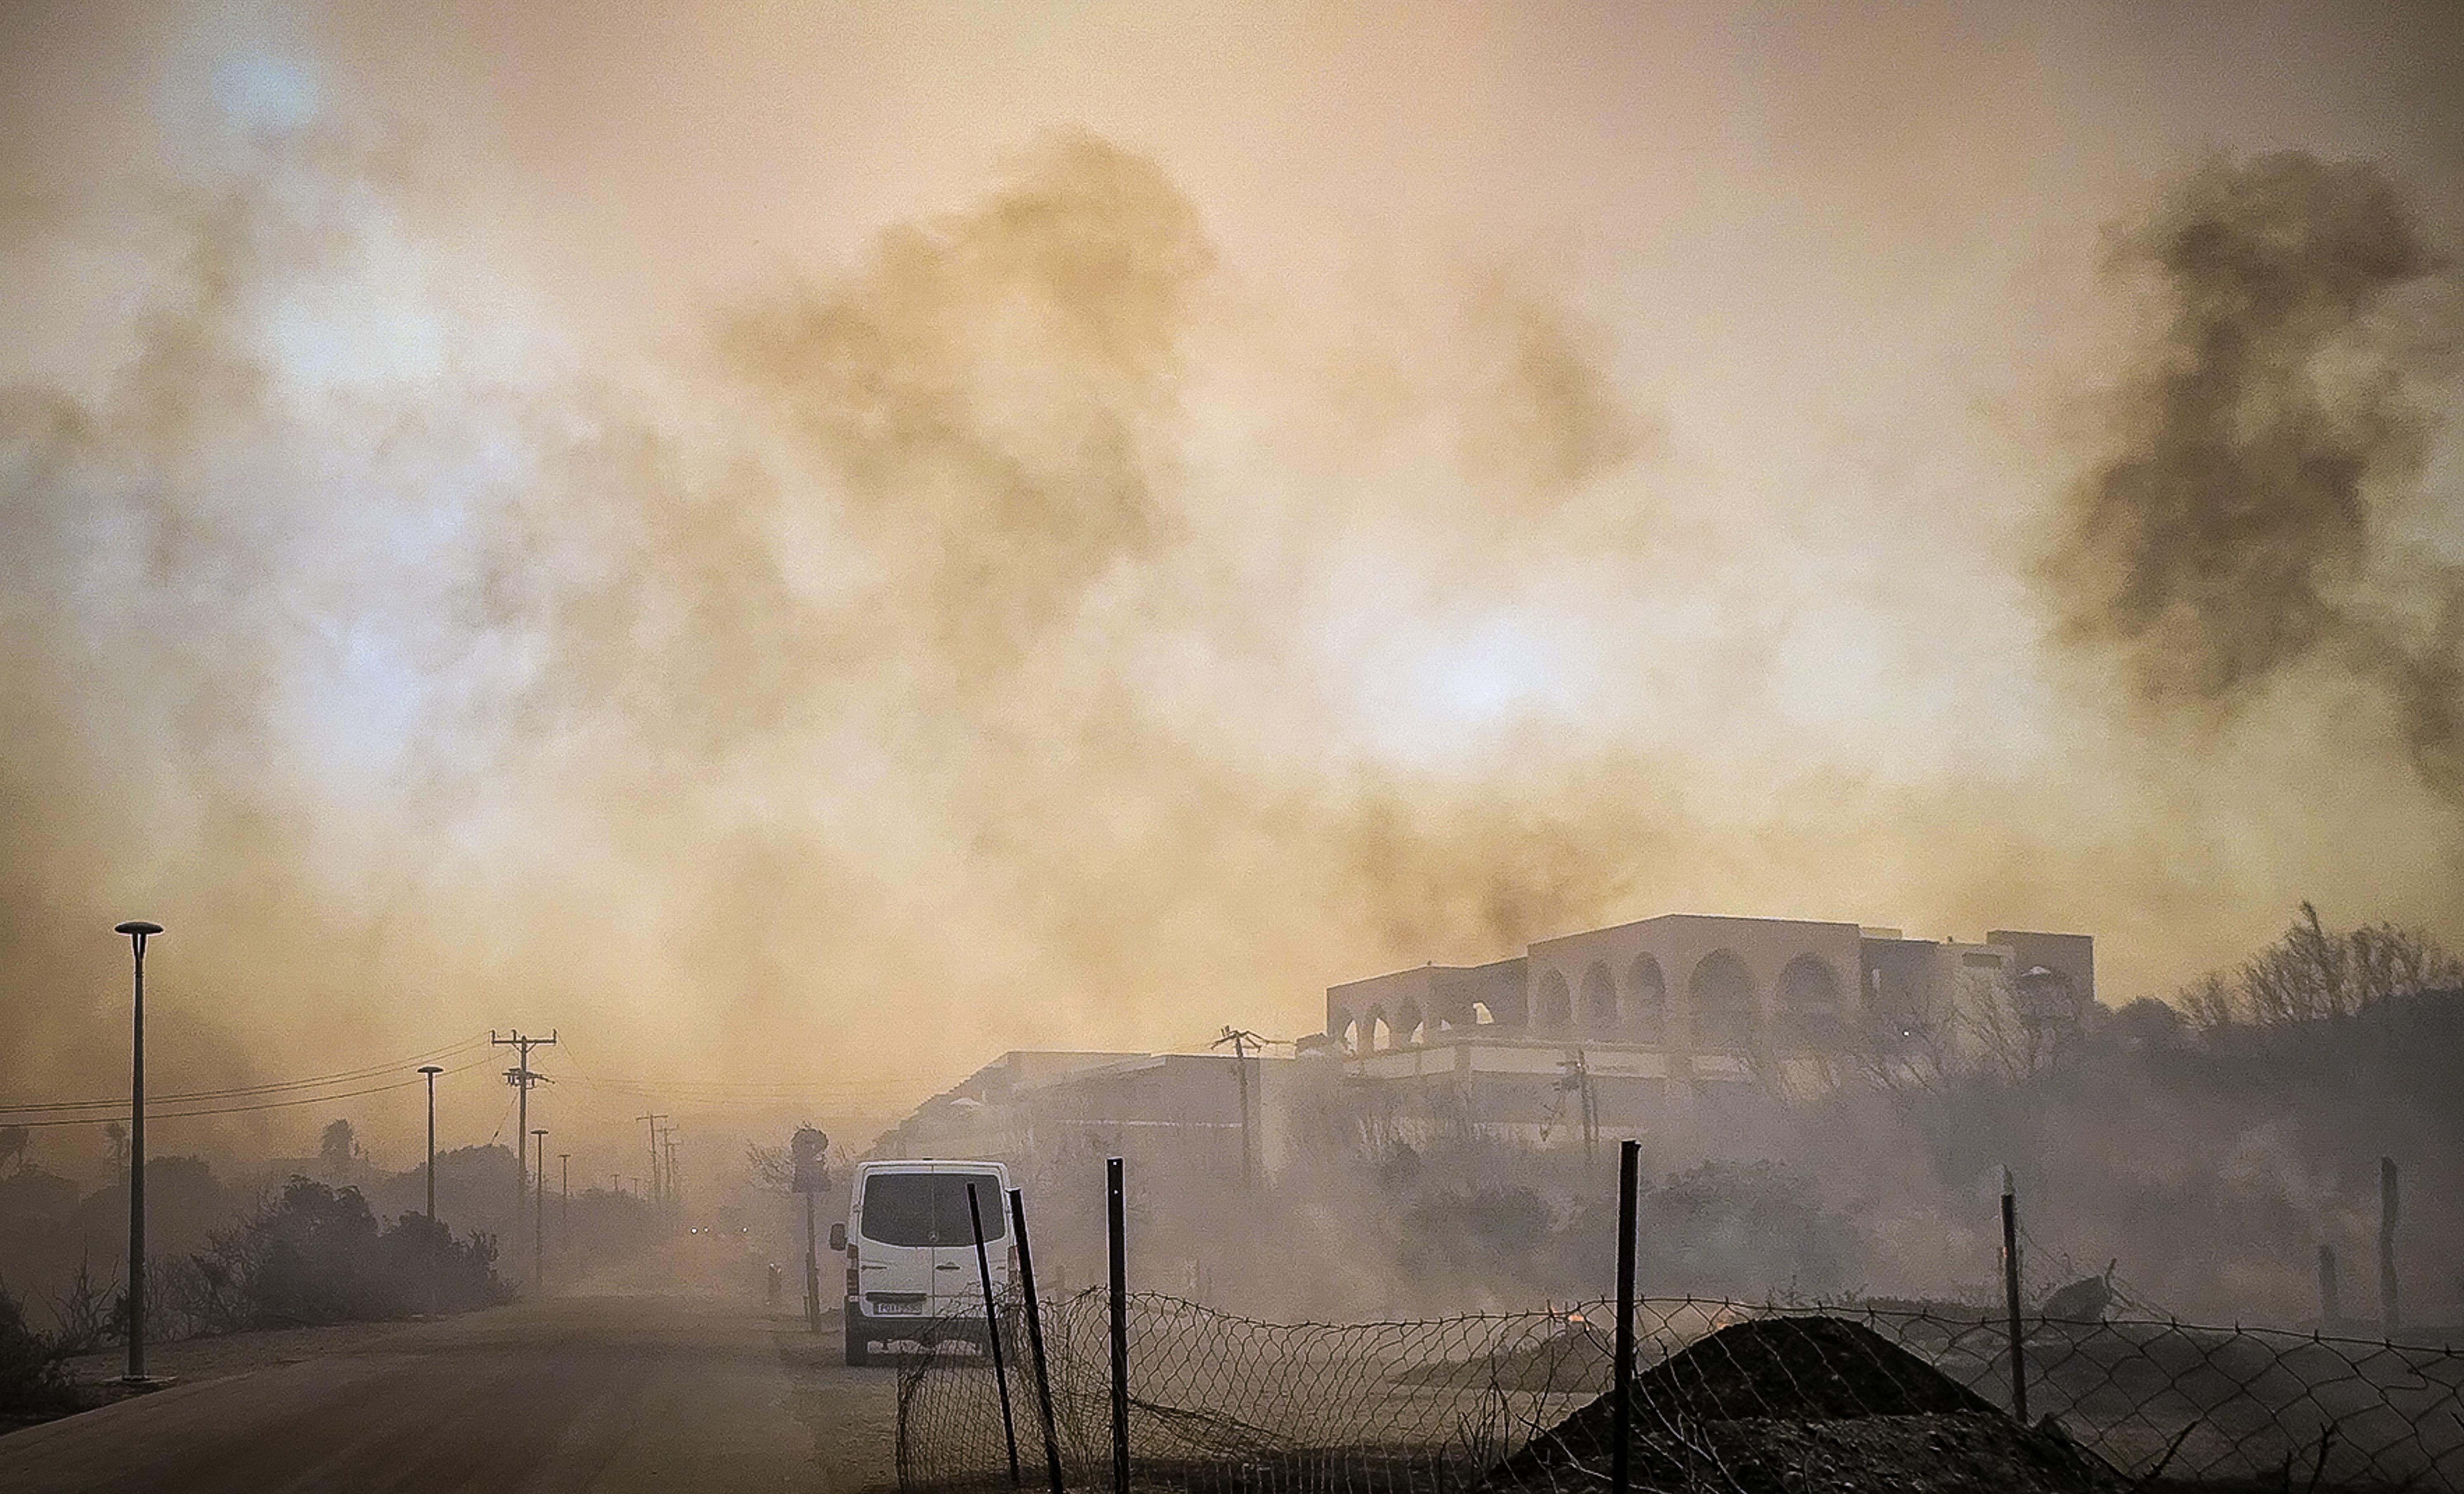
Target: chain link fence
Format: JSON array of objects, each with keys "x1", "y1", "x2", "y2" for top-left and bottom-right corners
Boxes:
[{"x1": 896, "y1": 1292, "x2": 2464, "y2": 1493}]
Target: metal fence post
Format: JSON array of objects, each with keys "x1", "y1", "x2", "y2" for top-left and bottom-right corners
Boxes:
[
  {"x1": 1613, "y1": 1139, "x2": 1638, "y2": 1494},
  {"x1": 2378, "y1": 1156, "x2": 2400, "y2": 1338},
  {"x1": 1008, "y1": 1188, "x2": 1066, "y2": 1494},
  {"x1": 1108, "y1": 1157, "x2": 1130, "y2": 1494},
  {"x1": 2002, "y1": 1167, "x2": 2029, "y2": 1424},
  {"x1": 968, "y1": 1184, "x2": 1022, "y2": 1487}
]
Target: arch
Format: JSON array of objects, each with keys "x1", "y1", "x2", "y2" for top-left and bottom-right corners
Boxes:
[
  {"x1": 1687, "y1": 949, "x2": 1756, "y2": 1051},
  {"x1": 1778, "y1": 954, "x2": 1843, "y2": 1047},
  {"x1": 1580, "y1": 961, "x2": 1617, "y2": 1033},
  {"x1": 1626, "y1": 954, "x2": 1668, "y2": 1043},
  {"x1": 1369, "y1": 1012, "x2": 1393, "y2": 1051},
  {"x1": 1340, "y1": 1017, "x2": 1360, "y2": 1053},
  {"x1": 1471, "y1": 1001, "x2": 1496, "y2": 1025},
  {"x1": 1395, "y1": 1001, "x2": 1424, "y2": 1047},
  {"x1": 1533, "y1": 970, "x2": 1573, "y2": 1035}
]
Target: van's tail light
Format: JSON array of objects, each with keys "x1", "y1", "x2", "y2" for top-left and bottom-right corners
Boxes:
[
  {"x1": 1006, "y1": 1245, "x2": 1018, "y2": 1281},
  {"x1": 845, "y1": 1242, "x2": 859, "y2": 1298}
]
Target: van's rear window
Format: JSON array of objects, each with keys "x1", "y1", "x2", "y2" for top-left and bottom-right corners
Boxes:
[{"x1": 859, "y1": 1172, "x2": 1007, "y2": 1247}]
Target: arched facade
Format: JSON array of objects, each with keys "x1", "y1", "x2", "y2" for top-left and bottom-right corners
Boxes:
[{"x1": 1328, "y1": 913, "x2": 1892, "y2": 1064}]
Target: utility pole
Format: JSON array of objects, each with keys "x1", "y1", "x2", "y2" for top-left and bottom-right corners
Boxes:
[
  {"x1": 112, "y1": 920, "x2": 163, "y2": 1387},
  {"x1": 637, "y1": 1114, "x2": 666, "y2": 1209},
  {"x1": 492, "y1": 1030, "x2": 556, "y2": 1235},
  {"x1": 662, "y1": 1128, "x2": 681, "y2": 1215},
  {"x1": 532, "y1": 1128, "x2": 548, "y2": 1295},
  {"x1": 1212, "y1": 1028, "x2": 1263, "y2": 1190},
  {"x1": 558, "y1": 1153, "x2": 570, "y2": 1244}
]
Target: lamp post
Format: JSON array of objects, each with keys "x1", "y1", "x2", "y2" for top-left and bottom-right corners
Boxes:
[
  {"x1": 531, "y1": 1128, "x2": 548, "y2": 1296},
  {"x1": 419, "y1": 1064, "x2": 444, "y2": 1318},
  {"x1": 112, "y1": 919, "x2": 163, "y2": 1386},
  {"x1": 418, "y1": 1066, "x2": 444, "y2": 1223}
]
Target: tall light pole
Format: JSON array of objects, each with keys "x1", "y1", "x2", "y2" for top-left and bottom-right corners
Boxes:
[
  {"x1": 112, "y1": 919, "x2": 162, "y2": 1386},
  {"x1": 419, "y1": 1063, "x2": 445, "y2": 1318},
  {"x1": 531, "y1": 1128, "x2": 548, "y2": 1296},
  {"x1": 418, "y1": 1066, "x2": 444, "y2": 1223}
]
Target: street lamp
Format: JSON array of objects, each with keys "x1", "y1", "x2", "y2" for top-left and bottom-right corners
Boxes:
[
  {"x1": 112, "y1": 919, "x2": 162, "y2": 1387},
  {"x1": 419, "y1": 1064, "x2": 445, "y2": 1318},
  {"x1": 531, "y1": 1128, "x2": 548, "y2": 1296},
  {"x1": 418, "y1": 1066, "x2": 444, "y2": 1222}
]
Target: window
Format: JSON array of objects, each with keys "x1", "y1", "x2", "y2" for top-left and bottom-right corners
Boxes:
[{"x1": 859, "y1": 1172, "x2": 1007, "y2": 1247}]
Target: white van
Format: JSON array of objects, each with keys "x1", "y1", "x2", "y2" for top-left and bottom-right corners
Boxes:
[{"x1": 830, "y1": 1159, "x2": 1014, "y2": 1366}]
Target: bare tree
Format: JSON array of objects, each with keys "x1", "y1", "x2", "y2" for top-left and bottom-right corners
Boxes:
[
  {"x1": 744, "y1": 1140, "x2": 795, "y2": 1194},
  {"x1": 2182, "y1": 904, "x2": 2464, "y2": 1031}
]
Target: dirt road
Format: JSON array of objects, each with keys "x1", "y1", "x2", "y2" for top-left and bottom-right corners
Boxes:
[{"x1": 0, "y1": 1290, "x2": 897, "y2": 1493}]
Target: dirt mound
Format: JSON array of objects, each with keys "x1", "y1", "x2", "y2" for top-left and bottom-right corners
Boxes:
[
  {"x1": 1636, "y1": 1314, "x2": 2002, "y2": 1421},
  {"x1": 1483, "y1": 1316, "x2": 2125, "y2": 1494}
]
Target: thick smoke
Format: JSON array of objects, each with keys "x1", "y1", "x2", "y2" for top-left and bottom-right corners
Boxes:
[
  {"x1": 7, "y1": 39, "x2": 2461, "y2": 1207},
  {"x1": 2045, "y1": 152, "x2": 2464, "y2": 798},
  {"x1": 0, "y1": 119, "x2": 1673, "y2": 1151}
]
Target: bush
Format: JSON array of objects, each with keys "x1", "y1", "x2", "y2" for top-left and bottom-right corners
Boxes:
[
  {"x1": 0, "y1": 1280, "x2": 76, "y2": 1421},
  {"x1": 175, "y1": 1177, "x2": 511, "y2": 1332}
]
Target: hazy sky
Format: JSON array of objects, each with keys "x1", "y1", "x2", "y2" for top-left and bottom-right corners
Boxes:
[{"x1": 2, "y1": 1, "x2": 2460, "y2": 1167}]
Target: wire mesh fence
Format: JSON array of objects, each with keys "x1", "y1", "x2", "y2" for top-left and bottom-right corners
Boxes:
[{"x1": 895, "y1": 1292, "x2": 2464, "y2": 1494}]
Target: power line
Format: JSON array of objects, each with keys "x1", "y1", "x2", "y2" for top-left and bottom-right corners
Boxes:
[
  {"x1": 1, "y1": 1062, "x2": 487, "y2": 1129},
  {"x1": 0, "y1": 1034, "x2": 492, "y2": 1115}
]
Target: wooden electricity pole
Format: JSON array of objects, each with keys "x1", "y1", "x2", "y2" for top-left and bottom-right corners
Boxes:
[{"x1": 492, "y1": 1030, "x2": 556, "y2": 1230}]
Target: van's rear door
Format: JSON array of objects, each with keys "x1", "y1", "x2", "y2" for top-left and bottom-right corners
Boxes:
[
  {"x1": 927, "y1": 1167, "x2": 1009, "y2": 1321},
  {"x1": 854, "y1": 1171, "x2": 936, "y2": 1324}
]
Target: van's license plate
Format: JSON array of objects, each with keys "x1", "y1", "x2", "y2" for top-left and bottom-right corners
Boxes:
[{"x1": 872, "y1": 1301, "x2": 923, "y2": 1315}]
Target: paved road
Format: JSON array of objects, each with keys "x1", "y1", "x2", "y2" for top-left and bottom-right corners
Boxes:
[{"x1": 0, "y1": 1292, "x2": 898, "y2": 1494}]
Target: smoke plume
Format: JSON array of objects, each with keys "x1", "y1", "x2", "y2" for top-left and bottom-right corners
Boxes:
[{"x1": 2044, "y1": 152, "x2": 2464, "y2": 798}]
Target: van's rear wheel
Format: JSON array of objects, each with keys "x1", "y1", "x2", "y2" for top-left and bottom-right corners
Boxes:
[{"x1": 844, "y1": 1321, "x2": 870, "y2": 1367}]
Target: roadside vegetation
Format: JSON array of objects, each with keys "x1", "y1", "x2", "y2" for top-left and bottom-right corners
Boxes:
[
  {"x1": 0, "y1": 1279, "x2": 79, "y2": 1429},
  {"x1": 0, "y1": 1176, "x2": 514, "y2": 1430},
  {"x1": 171, "y1": 1178, "x2": 511, "y2": 1333}
]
